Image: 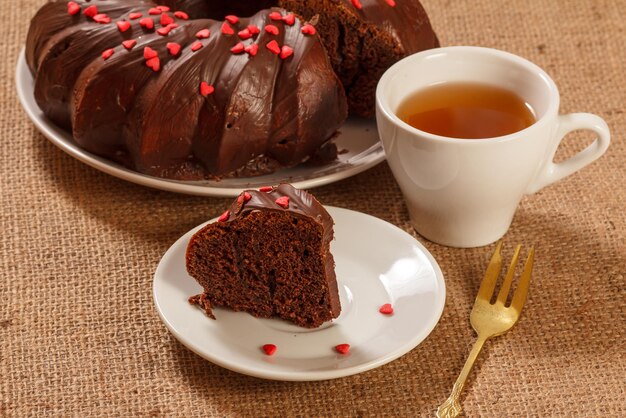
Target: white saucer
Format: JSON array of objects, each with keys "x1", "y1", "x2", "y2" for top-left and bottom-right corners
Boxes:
[
  {"x1": 16, "y1": 49, "x2": 385, "y2": 197},
  {"x1": 153, "y1": 206, "x2": 446, "y2": 381}
]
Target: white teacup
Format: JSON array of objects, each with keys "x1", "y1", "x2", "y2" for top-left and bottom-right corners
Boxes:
[{"x1": 376, "y1": 46, "x2": 610, "y2": 248}]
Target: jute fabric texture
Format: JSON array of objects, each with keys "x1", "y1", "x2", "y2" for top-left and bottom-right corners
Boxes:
[{"x1": 1, "y1": 0, "x2": 624, "y2": 416}]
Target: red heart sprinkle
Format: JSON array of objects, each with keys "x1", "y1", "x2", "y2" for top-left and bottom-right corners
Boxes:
[
  {"x1": 140, "y1": 18, "x2": 154, "y2": 30},
  {"x1": 167, "y1": 23, "x2": 179, "y2": 29},
  {"x1": 221, "y1": 21, "x2": 234, "y2": 35},
  {"x1": 156, "y1": 5, "x2": 170, "y2": 12},
  {"x1": 218, "y1": 210, "x2": 230, "y2": 222},
  {"x1": 160, "y1": 13, "x2": 174, "y2": 26},
  {"x1": 191, "y1": 41, "x2": 203, "y2": 51},
  {"x1": 116, "y1": 20, "x2": 131, "y2": 32},
  {"x1": 301, "y1": 24, "x2": 316, "y2": 35},
  {"x1": 143, "y1": 46, "x2": 157, "y2": 59},
  {"x1": 269, "y1": 11, "x2": 282, "y2": 21},
  {"x1": 247, "y1": 25, "x2": 260, "y2": 35},
  {"x1": 83, "y1": 5, "x2": 97, "y2": 18},
  {"x1": 266, "y1": 40, "x2": 281, "y2": 55},
  {"x1": 200, "y1": 82, "x2": 214, "y2": 97},
  {"x1": 280, "y1": 45, "x2": 293, "y2": 59},
  {"x1": 238, "y1": 28, "x2": 252, "y2": 39},
  {"x1": 262, "y1": 344, "x2": 277, "y2": 356},
  {"x1": 101, "y1": 48, "x2": 114, "y2": 60},
  {"x1": 259, "y1": 186, "x2": 273, "y2": 192},
  {"x1": 385, "y1": 0, "x2": 396, "y2": 5},
  {"x1": 174, "y1": 11, "x2": 189, "y2": 20},
  {"x1": 230, "y1": 42, "x2": 245, "y2": 54},
  {"x1": 264, "y1": 25, "x2": 279, "y2": 35},
  {"x1": 67, "y1": 2, "x2": 80, "y2": 16},
  {"x1": 93, "y1": 13, "x2": 111, "y2": 24},
  {"x1": 145, "y1": 56, "x2": 160, "y2": 71},
  {"x1": 245, "y1": 43, "x2": 259, "y2": 56},
  {"x1": 122, "y1": 39, "x2": 137, "y2": 50},
  {"x1": 166, "y1": 42, "x2": 181, "y2": 56},
  {"x1": 148, "y1": 7, "x2": 160, "y2": 15},
  {"x1": 196, "y1": 29, "x2": 210, "y2": 39},
  {"x1": 275, "y1": 196, "x2": 289, "y2": 208},
  {"x1": 128, "y1": 12, "x2": 142, "y2": 20},
  {"x1": 379, "y1": 303, "x2": 394, "y2": 315},
  {"x1": 335, "y1": 344, "x2": 350, "y2": 354},
  {"x1": 156, "y1": 26, "x2": 170, "y2": 36},
  {"x1": 351, "y1": 0, "x2": 363, "y2": 10},
  {"x1": 282, "y1": 13, "x2": 295, "y2": 26},
  {"x1": 237, "y1": 191, "x2": 252, "y2": 204},
  {"x1": 225, "y1": 15, "x2": 239, "y2": 24}
]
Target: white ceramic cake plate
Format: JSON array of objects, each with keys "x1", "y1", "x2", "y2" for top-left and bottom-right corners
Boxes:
[
  {"x1": 153, "y1": 206, "x2": 446, "y2": 381},
  {"x1": 16, "y1": 49, "x2": 385, "y2": 197}
]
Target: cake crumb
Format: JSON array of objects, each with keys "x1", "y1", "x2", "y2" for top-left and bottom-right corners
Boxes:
[{"x1": 189, "y1": 293, "x2": 216, "y2": 319}]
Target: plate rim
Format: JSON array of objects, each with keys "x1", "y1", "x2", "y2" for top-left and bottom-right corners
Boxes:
[
  {"x1": 153, "y1": 206, "x2": 446, "y2": 381},
  {"x1": 16, "y1": 48, "x2": 385, "y2": 198}
]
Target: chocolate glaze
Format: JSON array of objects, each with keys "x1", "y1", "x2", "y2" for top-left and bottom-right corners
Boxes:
[
  {"x1": 72, "y1": 17, "x2": 211, "y2": 159},
  {"x1": 227, "y1": 184, "x2": 334, "y2": 239},
  {"x1": 26, "y1": 0, "x2": 347, "y2": 179},
  {"x1": 161, "y1": 0, "x2": 276, "y2": 19},
  {"x1": 122, "y1": 9, "x2": 346, "y2": 177},
  {"x1": 155, "y1": 0, "x2": 211, "y2": 19},
  {"x1": 29, "y1": 0, "x2": 152, "y2": 128}
]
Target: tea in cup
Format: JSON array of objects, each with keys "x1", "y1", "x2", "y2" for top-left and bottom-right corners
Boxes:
[{"x1": 376, "y1": 46, "x2": 610, "y2": 247}]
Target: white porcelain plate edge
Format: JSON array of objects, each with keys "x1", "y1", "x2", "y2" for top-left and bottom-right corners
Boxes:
[
  {"x1": 153, "y1": 206, "x2": 446, "y2": 381},
  {"x1": 16, "y1": 49, "x2": 385, "y2": 197}
]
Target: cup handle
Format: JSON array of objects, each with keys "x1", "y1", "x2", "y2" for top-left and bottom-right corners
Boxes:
[{"x1": 526, "y1": 113, "x2": 610, "y2": 194}]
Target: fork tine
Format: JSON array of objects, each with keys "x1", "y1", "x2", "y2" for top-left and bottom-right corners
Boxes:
[
  {"x1": 476, "y1": 241, "x2": 503, "y2": 301},
  {"x1": 496, "y1": 244, "x2": 522, "y2": 305},
  {"x1": 510, "y1": 246, "x2": 535, "y2": 312}
]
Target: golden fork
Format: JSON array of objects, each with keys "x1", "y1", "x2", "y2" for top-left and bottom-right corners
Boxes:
[{"x1": 437, "y1": 242, "x2": 535, "y2": 418}]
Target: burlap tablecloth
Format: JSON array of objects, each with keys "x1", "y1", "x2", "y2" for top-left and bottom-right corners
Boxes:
[{"x1": 1, "y1": 1, "x2": 625, "y2": 416}]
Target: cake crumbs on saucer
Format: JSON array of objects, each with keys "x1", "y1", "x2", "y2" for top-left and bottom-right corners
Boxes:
[{"x1": 188, "y1": 293, "x2": 216, "y2": 319}]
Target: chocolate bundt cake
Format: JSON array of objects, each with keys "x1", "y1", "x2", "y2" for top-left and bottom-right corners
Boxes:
[
  {"x1": 26, "y1": 1, "x2": 347, "y2": 179},
  {"x1": 186, "y1": 183, "x2": 340, "y2": 328},
  {"x1": 25, "y1": 0, "x2": 438, "y2": 179}
]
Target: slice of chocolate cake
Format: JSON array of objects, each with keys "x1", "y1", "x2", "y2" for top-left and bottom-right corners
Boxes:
[{"x1": 186, "y1": 184, "x2": 340, "y2": 328}]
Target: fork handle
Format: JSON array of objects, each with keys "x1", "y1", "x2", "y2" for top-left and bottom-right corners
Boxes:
[{"x1": 436, "y1": 336, "x2": 488, "y2": 418}]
